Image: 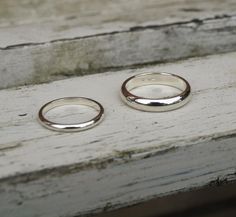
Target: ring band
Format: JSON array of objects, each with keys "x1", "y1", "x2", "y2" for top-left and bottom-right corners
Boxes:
[
  {"x1": 38, "y1": 97, "x2": 104, "y2": 132},
  {"x1": 121, "y1": 72, "x2": 191, "y2": 112}
]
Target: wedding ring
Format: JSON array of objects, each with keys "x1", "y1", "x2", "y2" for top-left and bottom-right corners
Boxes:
[
  {"x1": 121, "y1": 72, "x2": 191, "y2": 112},
  {"x1": 38, "y1": 97, "x2": 104, "y2": 132}
]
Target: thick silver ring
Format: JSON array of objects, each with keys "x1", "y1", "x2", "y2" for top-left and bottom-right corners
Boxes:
[
  {"x1": 121, "y1": 72, "x2": 191, "y2": 112},
  {"x1": 38, "y1": 97, "x2": 104, "y2": 132}
]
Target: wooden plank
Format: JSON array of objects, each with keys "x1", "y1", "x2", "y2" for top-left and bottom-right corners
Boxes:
[
  {"x1": 1, "y1": 0, "x2": 236, "y2": 47},
  {"x1": 1, "y1": 15, "x2": 236, "y2": 89},
  {"x1": 0, "y1": 52, "x2": 236, "y2": 216},
  {"x1": 1, "y1": 0, "x2": 236, "y2": 88},
  {"x1": 1, "y1": 50, "x2": 236, "y2": 177},
  {"x1": 0, "y1": 138, "x2": 235, "y2": 217}
]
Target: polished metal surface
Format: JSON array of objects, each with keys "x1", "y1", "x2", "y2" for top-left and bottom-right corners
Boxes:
[
  {"x1": 38, "y1": 97, "x2": 104, "y2": 132},
  {"x1": 121, "y1": 72, "x2": 191, "y2": 112}
]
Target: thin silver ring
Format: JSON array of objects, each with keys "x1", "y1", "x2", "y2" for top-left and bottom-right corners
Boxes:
[
  {"x1": 38, "y1": 97, "x2": 104, "y2": 132},
  {"x1": 121, "y1": 72, "x2": 191, "y2": 112}
]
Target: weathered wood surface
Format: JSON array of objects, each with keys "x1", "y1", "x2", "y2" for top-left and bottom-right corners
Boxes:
[
  {"x1": 1, "y1": 0, "x2": 236, "y2": 88},
  {"x1": 1, "y1": 138, "x2": 235, "y2": 217},
  {"x1": 0, "y1": 52, "x2": 236, "y2": 217},
  {"x1": 1, "y1": 0, "x2": 236, "y2": 46}
]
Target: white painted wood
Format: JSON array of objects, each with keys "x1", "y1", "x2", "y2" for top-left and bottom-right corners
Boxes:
[
  {"x1": 0, "y1": 53, "x2": 236, "y2": 217},
  {"x1": 0, "y1": 137, "x2": 235, "y2": 217},
  {"x1": 1, "y1": 51, "x2": 236, "y2": 179},
  {"x1": 1, "y1": 15, "x2": 236, "y2": 89},
  {"x1": 0, "y1": 52, "x2": 236, "y2": 217},
  {"x1": 1, "y1": 2, "x2": 236, "y2": 216},
  {"x1": 1, "y1": 0, "x2": 236, "y2": 47},
  {"x1": 1, "y1": 0, "x2": 236, "y2": 89}
]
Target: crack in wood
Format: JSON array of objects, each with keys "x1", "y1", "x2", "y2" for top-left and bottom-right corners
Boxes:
[
  {"x1": 0, "y1": 142, "x2": 22, "y2": 152},
  {"x1": 0, "y1": 14, "x2": 234, "y2": 50},
  {"x1": 1, "y1": 129, "x2": 236, "y2": 185}
]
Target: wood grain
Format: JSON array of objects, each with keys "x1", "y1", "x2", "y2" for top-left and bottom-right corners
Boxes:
[
  {"x1": 1, "y1": 0, "x2": 236, "y2": 88},
  {"x1": 1, "y1": 0, "x2": 236, "y2": 46},
  {"x1": 0, "y1": 52, "x2": 236, "y2": 216},
  {"x1": 0, "y1": 135, "x2": 235, "y2": 217}
]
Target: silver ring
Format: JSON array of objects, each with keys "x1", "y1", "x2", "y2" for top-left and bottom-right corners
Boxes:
[
  {"x1": 38, "y1": 97, "x2": 104, "y2": 132},
  {"x1": 121, "y1": 72, "x2": 191, "y2": 112}
]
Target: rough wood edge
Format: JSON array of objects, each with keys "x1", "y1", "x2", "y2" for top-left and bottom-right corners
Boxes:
[
  {"x1": 0, "y1": 136, "x2": 235, "y2": 217},
  {"x1": 1, "y1": 51, "x2": 236, "y2": 180},
  {"x1": 1, "y1": 15, "x2": 236, "y2": 89}
]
